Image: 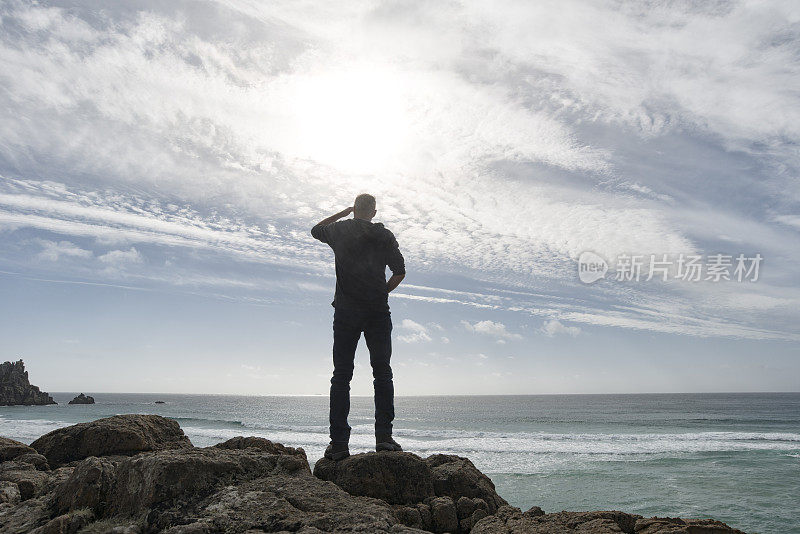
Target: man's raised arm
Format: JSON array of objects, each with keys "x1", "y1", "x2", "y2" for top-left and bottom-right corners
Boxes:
[{"x1": 311, "y1": 207, "x2": 353, "y2": 243}]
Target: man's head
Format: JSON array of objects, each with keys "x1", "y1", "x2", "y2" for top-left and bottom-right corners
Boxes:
[{"x1": 353, "y1": 193, "x2": 377, "y2": 221}]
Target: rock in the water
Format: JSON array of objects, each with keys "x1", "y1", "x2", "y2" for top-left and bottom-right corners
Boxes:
[
  {"x1": 68, "y1": 393, "x2": 95, "y2": 404},
  {"x1": 0, "y1": 360, "x2": 56, "y2": 406},
  {"x1": 30, "y1": 414, "x2": 192, "y2": 467}
]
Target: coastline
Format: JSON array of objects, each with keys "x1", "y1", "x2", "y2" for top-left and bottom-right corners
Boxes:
[
  {"x1": 0, "y1": 414, "x2": 747, "y2": 533},
  {"x1": 3, "y1": 393, "x2": 798, "y2": 532}
]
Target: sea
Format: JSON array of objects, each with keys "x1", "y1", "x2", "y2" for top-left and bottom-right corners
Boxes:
[{"x1": 1, "y1": 392, "x2": 798, "y2": 534}]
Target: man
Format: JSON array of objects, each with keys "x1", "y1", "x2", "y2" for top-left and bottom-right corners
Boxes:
[{"x1": 311, "y1": 193, "x2": 406, "y2": 460}]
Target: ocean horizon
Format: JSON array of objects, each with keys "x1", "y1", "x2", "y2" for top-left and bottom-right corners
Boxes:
[{"x1": 3, "y1": 392, "x2": 798, "y2": 533}]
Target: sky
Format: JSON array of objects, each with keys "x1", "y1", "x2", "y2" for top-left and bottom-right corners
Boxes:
[{"x1": 0, "y1": 0, "x2": 798, "y2": 395}]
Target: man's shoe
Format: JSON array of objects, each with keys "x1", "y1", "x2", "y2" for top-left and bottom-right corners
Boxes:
[
  {"x1": 376, "y1": 435, "x2": 402, "y2": 452},
  {"x1": 324, "y1": 441, "x2": 350, "y2": 460}
]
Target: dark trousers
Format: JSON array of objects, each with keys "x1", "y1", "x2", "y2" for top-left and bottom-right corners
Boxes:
[{"x1": 330, "y1": 306, "x2": 394, "y2": 443}]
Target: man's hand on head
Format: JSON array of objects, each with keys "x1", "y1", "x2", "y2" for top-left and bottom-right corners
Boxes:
[{"x1": 314, "y1": 207, "x2": 354, "y2": 229}]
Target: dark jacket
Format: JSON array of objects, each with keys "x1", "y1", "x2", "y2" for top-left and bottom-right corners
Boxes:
[{"x1": 311, "y1": 218, "x2": 405, "y2": 311}]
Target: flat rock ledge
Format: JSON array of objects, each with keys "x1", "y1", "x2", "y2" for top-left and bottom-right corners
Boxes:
[{"x1": 0, "y1": 414, "x2": 747, "y2": 534}]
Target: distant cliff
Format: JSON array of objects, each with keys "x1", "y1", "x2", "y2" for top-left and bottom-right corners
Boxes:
[{"x1": 0, "y1": 360, "x2": 56, "y2": 406}]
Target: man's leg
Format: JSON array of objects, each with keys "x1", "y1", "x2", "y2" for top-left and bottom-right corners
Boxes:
[
  {"x1": 364, "y1": 311, "x2": 395, "y2": 440},
  {"x1": 330, "y1": 308, "x2": 361, "y2": 444}
]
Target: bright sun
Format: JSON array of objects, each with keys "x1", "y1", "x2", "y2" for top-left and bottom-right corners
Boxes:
[{"x1": 291, "y1": 65, "x2": 412, "y2": 175}]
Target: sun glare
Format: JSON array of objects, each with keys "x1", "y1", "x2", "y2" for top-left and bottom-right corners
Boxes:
[{"x1": 291, "y1": 66, "x2": 412, "y2": 174}]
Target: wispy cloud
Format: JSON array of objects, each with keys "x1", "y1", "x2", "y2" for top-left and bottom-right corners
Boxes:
[
  {"x1": 462, "y1": 320, "x2": 523, "y2": 342},
  {"x1": 36, "y1": 239, "x2": 92, "y2": 262}
]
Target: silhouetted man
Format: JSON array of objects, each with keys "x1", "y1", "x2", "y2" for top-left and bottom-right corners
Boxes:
[{"x1": 311, "y1": 193, "x2": 406, "y2": 460}]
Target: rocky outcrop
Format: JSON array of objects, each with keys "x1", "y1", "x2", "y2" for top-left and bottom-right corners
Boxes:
[
  {"x1": 0, "y1": 414, "x2": 748, "y2": 534},
  {"x1": 68, "y1": 392, "x2": 95, "y2": 404},
  {"x1": 314, "y1": 451, "x2": 437, "y2": 504},
  {"x1": 471, "y1": 506, "x2": 746, "y2": 534},
  {"x1": 30, "y1": 414, "x2": 192, "y2": 467},
  {"x1": 314, "y1": 452, "x2": 507, "y2": 532},
  {"x1": 0, "y1": 360, "x2": 55, "y2": 406}
]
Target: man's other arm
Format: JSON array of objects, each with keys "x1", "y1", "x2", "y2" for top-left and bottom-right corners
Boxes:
[
  {"x1": 310, "y1": 207, "x2": 353, "y2": 243},
  {"x1": 387, "y1": 273, "x2": 405, "y2": 293},
  {"x1": 386, "y1": 232, "x2": 406, "y2": 293}
]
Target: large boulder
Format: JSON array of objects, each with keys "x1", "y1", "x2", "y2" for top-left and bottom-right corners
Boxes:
[
  {"x1": 106, "y1": 446, "x2": 310, "y2": 521},
  {"x1": 314, "y1": 452, "x2": 509, "y2": 533},
  {"x1": 0, "y1": 360, "x2": 55, "y2": 406},
  {"x1": 31, "y1": 414, "x2": 192, "y2": 467},
  {"x1": 314, "y1": 451, "x2": 435, "y2": 505}
]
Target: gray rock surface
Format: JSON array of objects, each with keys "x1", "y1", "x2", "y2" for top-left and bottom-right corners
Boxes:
[{"x1": 0, "y1": 360, "x2": 56, "y2": 406}]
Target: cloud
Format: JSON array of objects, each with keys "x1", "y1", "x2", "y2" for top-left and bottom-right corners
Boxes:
[
  {"x1": 397, "y1": 319, "x2": 432, "y2": 343},
  {"x1": 541, "y1": 319, "x2": 582, "y2": 338},
  {"x1": 36, "y1": 239, "x2": 92, "y2": 262},
  {"x1": 462, "y1": 320, "x2": 523, "y2": 341},
  {"x1": 98, "y1": 247, "x2": 143, "y2": 266}
]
